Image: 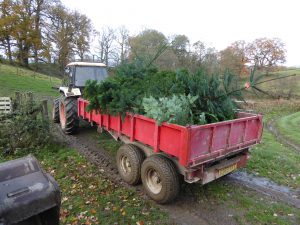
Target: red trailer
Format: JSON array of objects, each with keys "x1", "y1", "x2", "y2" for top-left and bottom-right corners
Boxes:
[{"x1": 76, "y1": 98, "x2": 263, "y2": 203}]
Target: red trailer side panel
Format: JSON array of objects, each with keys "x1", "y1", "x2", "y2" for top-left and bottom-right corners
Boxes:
[
  {"x1": 134, "y1": 116, "x2": 156, "y2": 147},
  {"x1": 188, "y1": 114, "x2": 262, "y2": 166},
  {"x1": 77, "y1": 98, "x2": 263, "y2": 168}
]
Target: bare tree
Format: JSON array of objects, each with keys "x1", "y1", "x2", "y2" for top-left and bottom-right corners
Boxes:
[
  {"x1": 96, "y1": 27, "x2": 116, "y2": 66},
  {"x1": 191, "y1": 41, "x2": 207, "y2": 67},
  {"x1": 115, "y1": 26, "x2": 129, "y2": 64}
]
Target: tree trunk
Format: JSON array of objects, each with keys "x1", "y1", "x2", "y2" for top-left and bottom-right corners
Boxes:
[
  {"x1": 120, "y1": 43, "x2": 124, "y2": 64},
  {"x1": 5, "y1": 37, "x2": 13, "y2": 64},
  {"x1": 22, "y1": 45, "x2": 30, "y2": 67},
  {"x1": 33, "y1": 0, "x2": 42, "y2": 66}
]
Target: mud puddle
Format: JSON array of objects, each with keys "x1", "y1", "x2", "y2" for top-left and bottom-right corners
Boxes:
[{"x1": 228, "y1": 171, "x2": 300, "y2": 208}]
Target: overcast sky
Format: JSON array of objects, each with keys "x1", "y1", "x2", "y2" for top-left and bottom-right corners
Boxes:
[{"x1": 61, "y1": 0, "x2": 299, "y2": 66}]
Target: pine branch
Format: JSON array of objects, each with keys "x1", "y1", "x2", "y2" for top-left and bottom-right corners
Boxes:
[
  {"x1": 215, "y1": 73, "x2": 299, "y2": 100},
  {"x1": 145, "y1": 43, "x2": 169, "y2": 68}
]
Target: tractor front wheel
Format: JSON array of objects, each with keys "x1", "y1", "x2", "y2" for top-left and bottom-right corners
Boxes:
[{"x1": 59, "y1": 97, "x2": 79, "y2": 134}]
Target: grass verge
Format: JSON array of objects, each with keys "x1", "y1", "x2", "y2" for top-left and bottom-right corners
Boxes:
[
  {"x1": 242, "y1": 101, "x2": 300, "y2": 188},
  {"x1": 277, "y1": 112, "x2": 300, "y2": 146},
  {"x1": 185, "y1": 180, "x2": 300, "y2": 225},
  {"x1": 247, "y1": 131, "x2": 300, "y2": 188}
]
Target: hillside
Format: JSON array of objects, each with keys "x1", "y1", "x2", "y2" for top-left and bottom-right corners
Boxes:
[
  {"x1": 258, "y1": 68, "x2": 300, "y2": 97},
  {"x1": 240, "y1": 68, "x2": 300, "y2": 99},
  {"x1": 0, "y1": 63, "x2": 61, "y2": 98}
]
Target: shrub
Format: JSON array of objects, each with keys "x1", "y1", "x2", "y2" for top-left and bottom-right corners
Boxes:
[{"x1": 0, "y1": 95, "x2": 50, "y2": 154}]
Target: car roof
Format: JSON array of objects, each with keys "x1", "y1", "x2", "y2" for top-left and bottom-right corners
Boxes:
[{"x1": 66, "y1": 62, "x2": 106, "y2": 67}]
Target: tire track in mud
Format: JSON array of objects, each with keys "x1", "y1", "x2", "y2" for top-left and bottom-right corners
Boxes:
[
  {"x1": 228, "y1": 172, "x2": 300, "y2": 209},
  {"x1": 267, "y1": 119, "x2": 300, "y2": 153},
  {"x1": 52, "y1": 124, "x2": 300, "y2": 225}
]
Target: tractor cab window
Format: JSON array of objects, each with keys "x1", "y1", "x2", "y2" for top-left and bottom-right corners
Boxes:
[
  {"x1": 74, "y1": 66, "x2": 108, "y2": 87},
  {"x1": 65, "y1": 66, "x2": 71, "y2": 75}
]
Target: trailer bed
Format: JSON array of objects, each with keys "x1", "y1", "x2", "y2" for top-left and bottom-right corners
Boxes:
[{"x1": 78, "y1": 98, "x2": 263, "y2": 168}]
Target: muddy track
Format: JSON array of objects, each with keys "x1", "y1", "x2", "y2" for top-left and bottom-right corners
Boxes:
[
  {"x1": 228, "y1": 172, "x2": 300, "y2": 209},
  {"x1": 267, "y1": 119, "x2": 300, "y2": 153},
  {"x1": 52, "y1": 124, "x2": 300, "y2": 224}
]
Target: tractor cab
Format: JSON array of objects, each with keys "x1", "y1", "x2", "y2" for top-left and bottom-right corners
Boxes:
[
  {"x1": 65, "y1": 62, "x2": 108, "y2": 89},
  {"x1": 59, "y1": 62, "x2": 108, "y2": 98},
  {"x1": 54, "y1": 62, "x2": 108, "y2": 134}
]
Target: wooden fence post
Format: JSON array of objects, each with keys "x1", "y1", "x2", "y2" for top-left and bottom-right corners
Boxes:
[
  {"x1": 14, "y1": 91, "x2": 21, "y2": 111},
  {"x1": 41, "y1": 100, "x2": 48, "y2": 120},
  {"x1": 26, "y1": 92, "x2": 34, "y2": 112}
]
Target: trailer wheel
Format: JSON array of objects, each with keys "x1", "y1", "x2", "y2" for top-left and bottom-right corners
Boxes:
[
  {"x1": 116, "y1": 144, "x2": 145, "y2": 185},
  {"x1": 141, "y1": 154, "x2": 180, "y2": 204},
  {"x1": 59, "y1": 97, "x2": 79, "y2": 134},
  {"x1": 52, "y1": 98, "x2": 60, "y2": 123}
]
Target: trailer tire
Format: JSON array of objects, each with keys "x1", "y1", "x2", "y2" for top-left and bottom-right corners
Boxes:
[
  {"x1": 52, "y1": 98, "x2": 60, "y2": 123},
  {"x1": 141, "y1": 154, "x2": 180, "y2": 204},
  {"x1": 59, "y1": 97, "x2": 79, "y2": 134},
  {"x1": 116, "y1": 144, "x2": 145, "y2": 185}
]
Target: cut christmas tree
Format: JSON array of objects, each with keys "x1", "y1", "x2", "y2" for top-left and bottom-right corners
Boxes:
[{"x1": 83, "y1": 63, "x2": 244, "y2": 126}]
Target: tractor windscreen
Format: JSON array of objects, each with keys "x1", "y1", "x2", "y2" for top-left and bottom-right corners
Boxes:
[{"x1": 75, "y1": 66, "x2": 108, "y2": 87}]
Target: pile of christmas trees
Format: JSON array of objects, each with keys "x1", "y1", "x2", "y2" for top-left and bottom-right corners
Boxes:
[{"x1": 84, "y1": 62, "x2": 242, "y2": 126}]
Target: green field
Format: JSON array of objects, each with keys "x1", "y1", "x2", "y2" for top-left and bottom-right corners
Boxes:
[
  {"x1": 0, "y1": 64, "x2": 61, "y2": 97},
  {"x1": 254, "y1": 68, "x2": 300, "y2": 97},
  {"x1": 277, "y1": 112, "x2": 300, "y2": 146},
  {"x1": 1, "y1": 63, "x2": 300, "y2": 224}
]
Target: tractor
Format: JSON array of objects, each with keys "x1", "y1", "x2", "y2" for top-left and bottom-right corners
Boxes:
[{"x1": 52, "y1": 62, "x2": 108, "y2": 134}]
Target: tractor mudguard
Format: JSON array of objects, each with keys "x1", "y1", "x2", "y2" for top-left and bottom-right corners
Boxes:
[{"x1": 59, "y1": 87, "x2": 81, "y2": 97}]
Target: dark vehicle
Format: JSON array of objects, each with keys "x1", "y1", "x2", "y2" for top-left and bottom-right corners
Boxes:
[{"x1": 0, "y1": 155, "x2": 61, "y2": 225}]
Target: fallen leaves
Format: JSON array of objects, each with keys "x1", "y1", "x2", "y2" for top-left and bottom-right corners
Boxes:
[
  {"x1": 62, "y1": 197, "x2": 69, "y2": 203},
  {"x1": 120, "y1": 208, "x2": 126, "y2": 216},
  {"x1": 40, "y1": 148, "x2": 167, "y2": 224}
]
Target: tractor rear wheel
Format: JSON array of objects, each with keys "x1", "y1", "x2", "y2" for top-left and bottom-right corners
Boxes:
[
  {"x1": 141, "y1": 154, "x2": 180, "y2": 204},
  {"x1": 59, "y1": 97, "x2": 79, "y2": 134},
  {"x1": 52, "y1": 98, "x2": 60, "y2": 123},
  {"x1": 116, "y1": 144, "x2": 145, "y2": 185}
]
